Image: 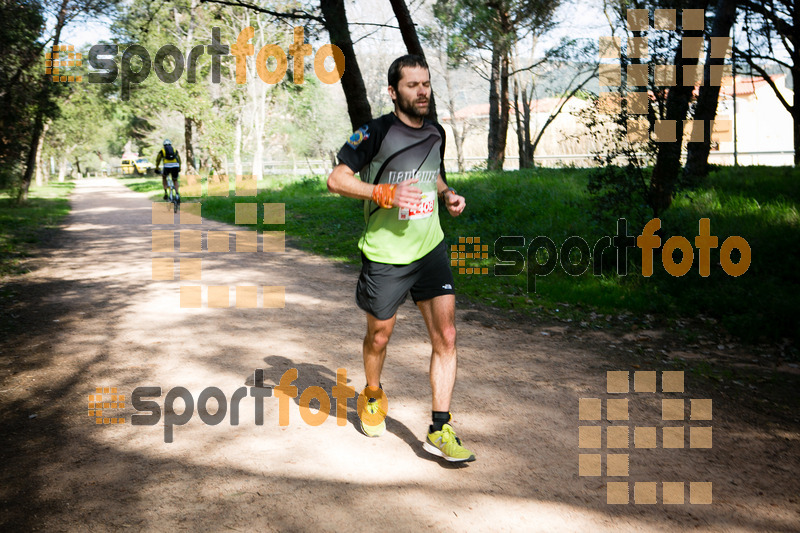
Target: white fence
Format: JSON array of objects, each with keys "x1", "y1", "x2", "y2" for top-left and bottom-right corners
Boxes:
[
  {"x1": 443, "y1": 151, "x2": 796, "y2": 171},
  {"x1": 113, "y1": 151, "x2": 794, "y2": 178}
]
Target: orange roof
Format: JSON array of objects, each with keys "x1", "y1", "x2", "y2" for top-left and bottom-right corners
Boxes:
[
  {"x1": 449, "y1": 103, "x2": 489, "y2": 120},
  {"x1": 719, "y1": 74, "x2": 785, "y2": 97}
]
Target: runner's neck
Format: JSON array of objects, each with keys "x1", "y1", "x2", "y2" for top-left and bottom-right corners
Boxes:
[{"x1": 392, "y1": 110, "x2": 424, "y2": 129}]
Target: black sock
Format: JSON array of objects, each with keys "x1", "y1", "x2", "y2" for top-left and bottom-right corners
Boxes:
[
  {"x1": 365, "y1": 383, "x2": 382, "y2": 402},
  {"x1": 430, "y1": 411, "x2": 450, "y2": 433}
]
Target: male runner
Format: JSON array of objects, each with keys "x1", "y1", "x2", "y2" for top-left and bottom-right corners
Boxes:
[{"x1": 327, "y1": 55, "x2": 475, "y2": 462}]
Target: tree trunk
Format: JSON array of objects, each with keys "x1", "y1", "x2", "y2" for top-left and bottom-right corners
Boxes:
[
  {"x1": 250, "y1": 22, "x2": 267, "y2": 180},
  {"x1": 650, "y1": 0, "x2": 710, "y2": 215},
  {"x1": 440, "y1": 48, "x2": 465, "y2": 172},
  {"x1": 58, "y1": 157, "x2": 68, "y2": 182},
  {"x1": 684, "y1": 0, "x2": 738, "y2": 180},
  {"x1": 34, "y1": 122, "x2": 49, "y2": 186},
  {"x1": 522, "y1": 83, "x2": 533, "y2": 166},
  {"x1": 453, "y1": 122, "x2": 466, "y2": 173},
  {"x1": 320, "y1": 0, "x2": 372, "y2": 130},
  {"x1": 488, "y1": 44, "x2": 503, "y2": 170},
  {"x1": 794, "y1": 0, "x2": 800, "y2": 165},
  {"x1": 19, "y1": 0, "x2": 69, "y2": 203},
  {"x1": 180, "y1": 0, "x2": 198, "y2": 174},
  {"x1": 498, "y1": 50, "x2": 510, "y2": 169},
  {"x1": 184, "y1": 116, "x2": 196, "y2": 172},
  {"x1": 233, "y1": 114, "x2": 243, "y2": 177},
  {"x1": 513, "y1": 74, "x2": 527, "y2": 169},
  {"x1": 252, "y1": 103, "x2": 264, "y2": 179},
  {"x1": 793, "y1": 97, "x2": 800, "y2": 166},
  {"x1": 488, "y1": 6, "x2": 512, "y2": 172},
  {"x1": 388, "y1": 0, "x2": 438, "y2": 121},
  {"x1": 199, "y1": 120, "x2": 223, "y2": 172},
  {"x1": 74, "y1": 156, "x2": 82, "y2": 177},
  {"x1": 20, "y1": 110, "x2": 45, "y2": 202}
]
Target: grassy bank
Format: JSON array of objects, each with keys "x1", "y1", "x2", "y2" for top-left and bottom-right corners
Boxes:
[
  {"x1": 119, "y1": 167, "x2": 799, "y2": 344},
  {"x1": 0, "y1": 182, "x2": 74, "y2": 277}
]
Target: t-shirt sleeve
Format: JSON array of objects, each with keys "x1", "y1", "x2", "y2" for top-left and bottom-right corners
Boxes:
[
  {"x1": 337, "y1": 119, "x2": 382, "y2": 174},
  {"x1": 434, "y1": 122, "x2": 447, "y2": 184}
]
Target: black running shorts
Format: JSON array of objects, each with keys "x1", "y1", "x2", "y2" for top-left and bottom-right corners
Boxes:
[
  {"x1": 162, "y1": 167, "x2": 179, "y2": 181},
  {"x1": 356, "y1": 239, "x2": 455, "y2": 320}
]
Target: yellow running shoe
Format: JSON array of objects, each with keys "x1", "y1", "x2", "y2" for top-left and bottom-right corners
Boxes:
[
  {"x1": 423, "y1": 423, "x2": 476, "y2": 462},
  {"x1": 360, "y1": 397, "x2": 386, "y2": 437}
]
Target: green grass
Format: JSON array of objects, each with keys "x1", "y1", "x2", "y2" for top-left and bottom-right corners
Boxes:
[
  {"x1": 0, "y1": 182, "x2": 75, "y2": 277},
  {"x1": 661, "y1": 166, "x2": 799, "y2": 343},
  {"x1": 120, "y1": 174, "x2": 363, "y2": 262},
  {"x1": 118, "y1": 166, "x2": 799, "y2": 344}
]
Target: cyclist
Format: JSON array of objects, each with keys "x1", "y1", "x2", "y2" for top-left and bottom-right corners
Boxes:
[{"x1": 155, "y1": 139, "x2": 181, "y2": 201}]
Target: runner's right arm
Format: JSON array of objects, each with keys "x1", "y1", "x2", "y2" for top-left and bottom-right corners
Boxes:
[{"x1": 327, "y1": 164, "x2": 422, "y2": 209}]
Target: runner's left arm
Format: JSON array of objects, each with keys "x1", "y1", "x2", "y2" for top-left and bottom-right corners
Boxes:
[{"x1": 437, "y1": 175, "x2": 465, "y2": 217}]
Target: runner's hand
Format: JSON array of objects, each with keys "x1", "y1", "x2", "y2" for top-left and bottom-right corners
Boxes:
[
  {"x1": 393, "y1": 178, "x2": 423, "y2": 209},
  {"x1": 444, "y1": 190, "x2": 465, "y2": 217}
]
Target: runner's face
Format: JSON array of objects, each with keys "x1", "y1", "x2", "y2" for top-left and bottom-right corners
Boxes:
[{"x1": 391, "y1": 66, "x2": 430, "y2": 119}]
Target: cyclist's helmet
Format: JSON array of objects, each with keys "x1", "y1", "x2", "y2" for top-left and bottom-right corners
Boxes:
[{"x1": 163, "y1": 139, "x2": 172, "y2": 146}]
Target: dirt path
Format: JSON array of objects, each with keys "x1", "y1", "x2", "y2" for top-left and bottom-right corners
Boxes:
[{"x1": 0, "y1": 177, "x2": 798, "y2": 532}]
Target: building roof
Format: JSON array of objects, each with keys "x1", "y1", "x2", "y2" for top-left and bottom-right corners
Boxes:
[
  {"x1": 719, "y1": 74, "x2": 786, "y2": 97},
  {"x1": 444, "y1": 97, "x2": 581, "y2": 121}
]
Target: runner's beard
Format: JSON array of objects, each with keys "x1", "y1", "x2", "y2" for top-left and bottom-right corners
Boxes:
[{"x1": 397, "y1": 92, "x2": 429, "y2": 119}]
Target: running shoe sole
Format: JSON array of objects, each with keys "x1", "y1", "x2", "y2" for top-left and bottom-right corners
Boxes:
[{"x1": 422, "y1": 440, "x2": 476, "y2": 462}]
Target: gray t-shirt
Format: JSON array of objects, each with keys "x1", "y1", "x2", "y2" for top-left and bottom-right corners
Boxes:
[{"x1": 337, "y1": 113, "x2": 447, "y2": 264}]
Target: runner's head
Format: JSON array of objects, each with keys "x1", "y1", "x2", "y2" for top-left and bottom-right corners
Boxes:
[
  {"x1": 163, "y1": 139, "x2": 172, "y2": 146},
  {"x1": 388, "y1": 55, "x2": 430, "y2": 120}
]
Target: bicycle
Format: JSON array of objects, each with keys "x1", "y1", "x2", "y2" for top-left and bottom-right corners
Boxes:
[{"x1": 158, "y1": 167, "x2": 181, "y2": 213}]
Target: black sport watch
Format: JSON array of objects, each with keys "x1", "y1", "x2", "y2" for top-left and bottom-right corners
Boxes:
[{"x1": 439, "y1": 187, "x2": 456, "y2": 201}]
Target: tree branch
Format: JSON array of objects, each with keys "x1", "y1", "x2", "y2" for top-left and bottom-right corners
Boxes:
[
  {"x1": 530, "y1": 68, "x2": 597, "y2": 155},
  {"x1": 348, "y1": 22, "x2": 400, "y2": 29},
  {"x1": 508, "y1": 56, "x2": 549, "y2": 77},
  {"x1": 739, "y1": 0, "x2": 793, "y2": 37},
  {"x1": 199, "y1": 0, "x2": 323, "y2": 23},
  {"x1": 732, "y1": 46, "x2": 794, "y2": 113},
  {"x1": 735, "y1": 50, "x2": 791, "y2": 69}
]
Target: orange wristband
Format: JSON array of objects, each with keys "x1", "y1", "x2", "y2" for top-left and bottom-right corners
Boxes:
[{"x1": 371, "y1": 183, "x2": 396, "y2": 208}]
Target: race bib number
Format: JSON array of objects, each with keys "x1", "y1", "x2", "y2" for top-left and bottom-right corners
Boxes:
[{"x1": 398, "y1": 192, "x2": 434, "y2": 221}]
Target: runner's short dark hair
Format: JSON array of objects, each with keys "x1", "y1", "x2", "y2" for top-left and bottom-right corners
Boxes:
[{"x1": 388, "y1": 55, "x2": 429, "y2": 91}]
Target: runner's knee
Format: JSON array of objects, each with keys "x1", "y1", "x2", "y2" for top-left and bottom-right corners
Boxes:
[
  {"x1": 435, "y1": 325, "x2": 456, "y2": 353},
  {"x1": 366, "y1": 328, "x2": 392, "y2": 351}
]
